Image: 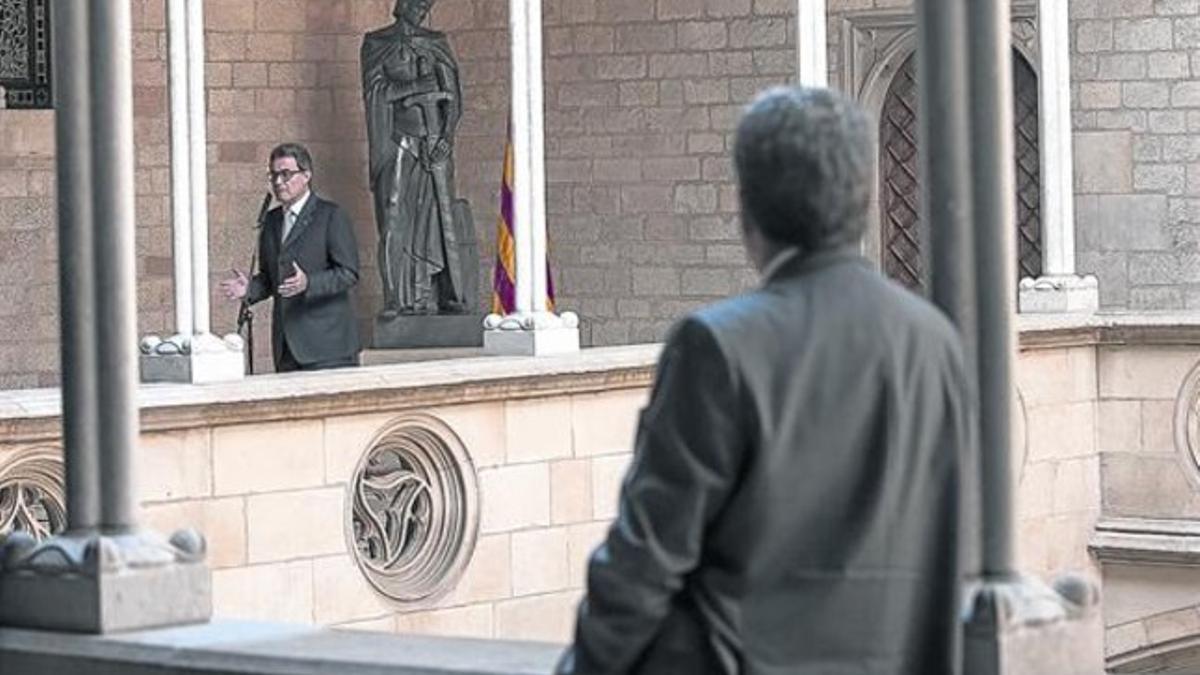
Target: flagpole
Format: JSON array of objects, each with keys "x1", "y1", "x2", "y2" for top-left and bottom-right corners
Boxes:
[
  {"x1": 510, "y1": 0, "x2": 534, "y2": 317},
  {"x1": 527, "y1": 0, "x2": 549, "y2": 312},
  {"x1": 485, "y1": 0, "x2": 578, "y2": 355}
]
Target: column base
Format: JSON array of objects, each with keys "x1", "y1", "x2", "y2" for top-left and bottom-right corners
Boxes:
[
  {"x1": 483, "y1": 311, "x2": 581, "y2": 356},
  {"x1": 1017, "y1": 274, "x2": 1099, "y2": 314},
  {"x1": 0, "y1": 529, "x2": 211, "y2": 634},
  {"x1": 963, "y1": 574, "x2": 1102, "y2": 675},
  {"x1": 139, "y1": 332, "x2": 245, "y2": 383}
]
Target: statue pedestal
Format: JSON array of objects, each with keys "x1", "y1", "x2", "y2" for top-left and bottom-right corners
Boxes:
[{"x1": 373, "y1": 314, "x2": 485, "y2": 349}]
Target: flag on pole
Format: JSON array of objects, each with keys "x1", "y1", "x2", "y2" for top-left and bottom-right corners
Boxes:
[{"x1": 492, "y1": 121, "x2": 555, "y2": 314}]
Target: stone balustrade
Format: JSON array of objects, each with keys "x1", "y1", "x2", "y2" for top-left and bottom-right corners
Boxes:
[{"x1": 3, "y1": 319, "x2": 1200, "y2": 670}]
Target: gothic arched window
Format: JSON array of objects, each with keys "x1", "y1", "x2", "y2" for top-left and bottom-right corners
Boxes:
[{"x1": 878, "y1": 51, "x2": 1043, "y2": 291}]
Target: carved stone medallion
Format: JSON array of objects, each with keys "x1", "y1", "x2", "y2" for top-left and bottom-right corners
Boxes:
[
  {"x1": 0, "y1": 447, "x2": 66, "y2": 541},
  {"x1": 348, "y1": 414, "x2": 479, "y2": 604},
  {"x1": 1174, "y1": 361, "x2": 1200, "y2": 490}
]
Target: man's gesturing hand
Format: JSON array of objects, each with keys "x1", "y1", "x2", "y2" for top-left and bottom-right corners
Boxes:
[
  {"x1": 220, "y1": 269, "x2": 249, "y2": 300},
  {"x1": 279, "y1": 262, "x2": 308, "y2": 298}
]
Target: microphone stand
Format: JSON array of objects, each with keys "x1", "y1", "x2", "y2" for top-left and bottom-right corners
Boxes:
[{"x1": 237, "y1": 193, "x2": 272, "y2": 375}]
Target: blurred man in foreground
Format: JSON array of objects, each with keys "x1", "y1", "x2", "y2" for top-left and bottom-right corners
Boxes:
[{"x1": 558, "y1": 87, "x2": 975, "y2": 675}]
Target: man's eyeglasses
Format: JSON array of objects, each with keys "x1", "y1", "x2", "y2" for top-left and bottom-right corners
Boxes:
[{"x1": 268, "y1": 169, "x2": 304, "y2": 184}]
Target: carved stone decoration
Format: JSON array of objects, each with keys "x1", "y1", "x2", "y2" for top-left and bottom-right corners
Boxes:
[
  {"x1": 0, "y1": 0, "x2": 52, "y2": 108},
  {"x1": 1173, "y1": 360, "x2": 1200, "y2": 492},
  {"x1": 839, "y1": 2, "x2": 1038, "y2": 269},
  {"x1": 838, "y1": 2, "x2": 1037, "y2": 104},
  {"x1": 1014, "y1": 384, "x2": 1030, "y2": 486},
  {"x1": 0, "y1": 447, "x2": 65, "y2": 542},
  {"x1": 1011, "y1": 15, "x2": 1039, "y2": 63},
  {"x1": 348, "y1": 413, "x2": 479, "y2": 604}
]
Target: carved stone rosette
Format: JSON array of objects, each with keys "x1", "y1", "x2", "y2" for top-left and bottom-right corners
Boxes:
[
  {"x1": 1174, "y1": 360, "x2": 1200, "y2": 490},
  {"x1": 0, "y1": 447, "x2": 66, "y2": 542},
  {"x1": 348, "y1": 414, "x2": 479, "y2": 605}
]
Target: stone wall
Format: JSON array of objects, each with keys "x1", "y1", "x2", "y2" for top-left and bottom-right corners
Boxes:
[
  {"x1": 0, "y1": 0, "x2": 797, "y2": 387},
  {"x1": 0, "y1": 351, "x2": 654, "y2": 643},
  {"x1": 0, "y1": 111, "x2": 56, "y2": 389},
  {"x1": 1014, "y1": 343, "x2": 1102, "y2": 581},
  {"x1": 1092, "y1": 345, "x2": 1200, "y2": 668},
  {"x1": 0, "y1": 0, "x2": 511, "y2": 385},
  {"x1": 131, "y1": 386, "x2": 644, "y2": 641},
  {"x1": 0, "y1": 0, "x2": 1192, "y2": 377},
  {"x1": 1012, "y1": 325, "x2": 1200, "y2": 671},
  {"x1": 1069, "y1": 1, "x2": 1200, "y2": 311},
  {"x1": 823, "y1": 0, "x2": 1195, "y2": 312},
  {"x1": 529, "y1": 0, "x2": 794, "y2": 344},
  {"x1": 4, "y1": 327, "x2": 1200, "y2": 664}
]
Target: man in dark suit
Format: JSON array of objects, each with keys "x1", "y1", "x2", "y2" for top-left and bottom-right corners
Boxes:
[
  {"x1": 220, "y1": 143, "x2": 361, "y2": 372},
  {"x1": 558, "y1": 87, "x2": 976, "y2": 675}
]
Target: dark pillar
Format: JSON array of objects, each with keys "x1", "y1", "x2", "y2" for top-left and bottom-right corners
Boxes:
[
  {"x1": 967, "y1": 0, "x2": 1017, "y2": 580},
  {"x1": 54, "y1": 0, "x2": 100, "y2": 533},
  {"x1": 914, "y1": 0, "x2": 977, "y2": 373},
  {"x1": 0, "y1": 0, "x2": 209, "y2": 637},
  {"x1": 89, "y1": 0, "x2": 140, "y2": 532}
]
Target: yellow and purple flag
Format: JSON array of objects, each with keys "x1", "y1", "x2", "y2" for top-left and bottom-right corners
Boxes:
[{"x1": 492, "y1": 121, "x2": 555, "y2": 314}]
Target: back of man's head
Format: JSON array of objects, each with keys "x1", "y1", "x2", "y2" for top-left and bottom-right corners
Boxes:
[{"x1": 734, "y1": 86, "x2": 874, "y2": 251}]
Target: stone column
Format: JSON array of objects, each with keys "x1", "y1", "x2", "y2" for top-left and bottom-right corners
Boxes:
[
  {"x1": 186, "y1": 0, "x2": 214, "y2": 339},
  {"x1": 54, "y1": 0, "x2": 100, "y2": 533},
  {"x1": 917, "y1": 1, "x2": 1100, "y2": 670},
  {"x1": 798, "y1": 0, "x2": 828, "y2": 87},
  {"x1": 140, "y1": 0, "x2": 244, "y2": 382},
  {"x1": 91, "y1": 0, "x2": 140, "y2": 533},
  {"x1": 0, "y1": 0, "x2": 210, "y2": 634},
  {"x1": 166, "y1": 0, "x2": 194, "y2": 340},
  {"x1": 1017, "y1": 0, "x2": 1098, "y2": 313},
  {"x1": 484, "y1": 0, "x2": 579, "y2": 356}
]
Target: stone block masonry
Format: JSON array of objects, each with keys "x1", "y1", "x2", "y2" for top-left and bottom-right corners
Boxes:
[
  {"x1": 0, "y1": 0, "x2": 800, "y2": 385},
  {"x1": 490, "y1": 0, "x2": 795, "y2": 346},
  {"x1": 6, "y1": 0, "x2": 1199, "y2": 384},
  {"x1": 1059, "y1": 1, "x2": 1200, "y2": 310}
]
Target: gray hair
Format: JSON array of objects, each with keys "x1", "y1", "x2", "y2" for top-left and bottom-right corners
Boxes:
[
  {"x1": 269, "y1": 142, "x2": 314, "y2": 174},
  {"x1": 734, "y1": 86, "x2": 874, "y2": 250}
]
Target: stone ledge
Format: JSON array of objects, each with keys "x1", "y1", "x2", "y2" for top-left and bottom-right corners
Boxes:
[
  {"x1": 0, "y1": 621, "x2": 562, "y2": 675},
  {"x1": 1090, "y1": 517, "x2": 1200, "y2": 566},
  {"x1": 0, "y1": 345, "x2": 661, "y2": 443},
  {"x1": 1107, "y1": 632, "x2": 1200, "y2": 674},
  {"x1": 1018, "y1": 312, "x2": 1200, "y2": 350}
]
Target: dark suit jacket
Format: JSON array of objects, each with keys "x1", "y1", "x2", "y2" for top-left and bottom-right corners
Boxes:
[
  {"x1": 559, "y1": 248, "x2": 976, "y2": 675},
  {"x1": 245, "y1": 192, "x2": 361, "y2": 370}
]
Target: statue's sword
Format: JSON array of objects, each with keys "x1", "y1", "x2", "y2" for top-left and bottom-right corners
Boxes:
[{"x1": 402, "y1": 90, "x2": 464, "y2": 307}]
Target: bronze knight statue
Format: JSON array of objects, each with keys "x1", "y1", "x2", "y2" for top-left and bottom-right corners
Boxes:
[{"x1": 362, "y1": 0, "x2": 476, "y2": 319}]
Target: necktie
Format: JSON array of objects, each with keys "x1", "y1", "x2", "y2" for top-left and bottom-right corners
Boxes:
[{"x1": 283, "y1": 209, "x2": 295, "y2": 243}]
